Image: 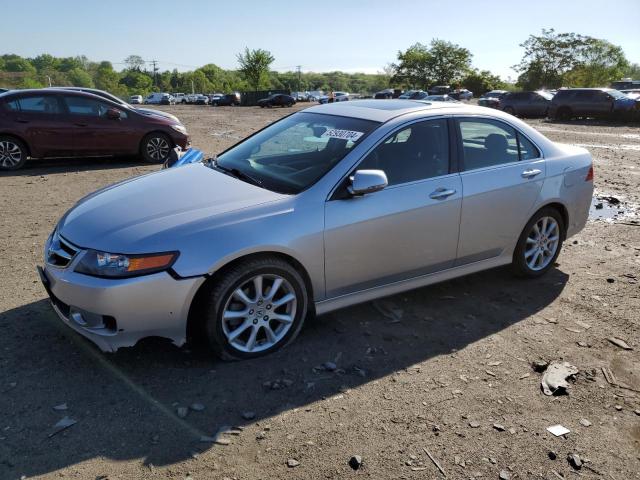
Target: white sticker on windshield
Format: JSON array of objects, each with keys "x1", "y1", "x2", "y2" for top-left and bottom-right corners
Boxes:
[{"x1": 321, "y1": 129, "x2": 364, "y2": 142}]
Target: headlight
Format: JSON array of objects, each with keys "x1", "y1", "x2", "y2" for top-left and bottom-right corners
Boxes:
[
  {"x1": 170, "y1": 124, "x2": 187, "y2": 135},
  {"x1": 75, "y1": 250, "x2": 178, "y2": 278}
]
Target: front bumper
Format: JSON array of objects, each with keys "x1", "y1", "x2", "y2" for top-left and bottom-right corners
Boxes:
[{"x1": 39, "y1": 236, "x2": 205, "y2": 352}]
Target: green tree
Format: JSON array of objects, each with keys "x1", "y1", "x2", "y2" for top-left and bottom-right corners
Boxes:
[
  {"x1": 392, "y1": 39, "x2": 472, "y2": 89},
  {"x1": 119, "y1": 70, "x2": 152, "y2": 95},
  {"x1": 236, "y1": 48, "x2": 275, "y2": 91},
  {"x1": 461, "y1": 69, "x2": 506, "y2": 96},
  {"x1": 124, "y1": 55, "x2": 145, "y2": 71},
  {"x1": 67, "y1": 68, "x2": 94, "y2": 87},
  {"x1": 515, "y1": 29, "x2": 629, "y2": 89}
]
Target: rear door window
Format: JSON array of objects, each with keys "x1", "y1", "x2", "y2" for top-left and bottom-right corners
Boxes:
[
  {"x1": 6, "y1": 95, "x2": 62, "y2": 114},
  {"x1": 63, "y1": 96, "x2": 110, "y2": 117}
]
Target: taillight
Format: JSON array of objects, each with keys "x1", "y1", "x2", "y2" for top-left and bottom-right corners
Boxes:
[{"x1": 585, "y1": 164, "x2": 594, "y2": 182}]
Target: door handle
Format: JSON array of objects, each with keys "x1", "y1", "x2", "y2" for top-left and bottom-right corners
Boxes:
[
  {"x1": 429, "y1": 188, "x2": 456, "y2": 200},
  {"x1": 521, "y1": 169, "x2": 542, "y2": 178}
]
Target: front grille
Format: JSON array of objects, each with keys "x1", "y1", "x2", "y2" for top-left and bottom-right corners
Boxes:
[{"x1": 47, "y1": 232, "x2": 79, "y2": 268}]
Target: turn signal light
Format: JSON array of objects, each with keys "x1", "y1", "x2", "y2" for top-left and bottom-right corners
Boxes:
[{"x1": 585, "y1": 165, "x2": 594, "y2": 182}]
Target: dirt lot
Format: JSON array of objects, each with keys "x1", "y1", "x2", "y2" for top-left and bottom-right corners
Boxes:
[{"x1": 1, "y1": 103, "x2": 639, "y2": 480}]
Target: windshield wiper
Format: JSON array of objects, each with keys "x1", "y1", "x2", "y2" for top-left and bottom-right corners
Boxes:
[{"x1": 209, "y1": 158, "x2": 264, "y2": 188}]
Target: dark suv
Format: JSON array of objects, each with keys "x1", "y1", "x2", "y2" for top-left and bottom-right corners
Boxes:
[
  {"x1": 0, "y1": 89, "x2": 189, "y2": 170},
  {"x1": 549, "y1": 88, "x2": 639, "y2": 120},
  {"x1": 500, "y1": 90, "x2": 554, "y2": 117}
]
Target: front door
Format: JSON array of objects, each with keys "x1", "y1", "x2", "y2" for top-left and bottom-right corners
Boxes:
[
  {"x1": 454, "y1": 117, "x2": 545, "y2": 265},
  {"x1": 61, "y1": 95, "x2": 133, "y2": 156},
  {"x1": 324, "y1": 118, "x2": 462, "y2": 298}
]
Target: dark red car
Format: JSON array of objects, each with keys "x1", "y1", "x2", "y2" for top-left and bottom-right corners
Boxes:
[{"x1": 0, "y1": 89, "x2": 190, "y2": 170}]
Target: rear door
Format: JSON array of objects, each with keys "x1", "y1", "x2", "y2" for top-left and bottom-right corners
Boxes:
[
  {"x1": 454, "y1": 117, "x2": 545, "y2": 265},
  {"x1": 2, "y1": 93, "x2": 75, "y2": 157},
  {"x1": 61, "y1": 95, "x2": 134, "y2": 156},
  {"x1": 324, "y1": 118, "x2": 462, "y2": 297}
]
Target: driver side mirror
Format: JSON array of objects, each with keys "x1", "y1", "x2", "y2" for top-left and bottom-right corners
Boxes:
[
  {"x1": 348, "y1": 169, "x2": 388, "y2": 196},
  {"x1": 106, "y1": 108, "x2": 121, "y2": 120}
]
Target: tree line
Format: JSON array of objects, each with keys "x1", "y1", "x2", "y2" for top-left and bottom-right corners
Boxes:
[{"x1": 1, "y1": 30, "x2": 638, "y2": 99}]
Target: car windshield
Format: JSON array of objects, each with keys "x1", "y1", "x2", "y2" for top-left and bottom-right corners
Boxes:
[
  {"x1": 607, "y1": 89, "x2": 629, "y2": 100},
  {"x1": 214, "y1": 112, "x2": 379, "y2": 194}
]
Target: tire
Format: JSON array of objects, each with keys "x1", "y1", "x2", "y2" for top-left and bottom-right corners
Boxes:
[
  {"x1": 503, "y1": 106, "x2": 515, "y2": 116},
  {"x1": 512, "y1": 207, "x2": 565, "y2": 278},
  {"x1": 140, "y1": 133, "x2": 173, "y2": 163},
  {"x1": 201, "y1": 256, "x2": 309, "y2": 360},
  {"x1": 556, "y1": 107, "x2": 572, "y2": 121},
  {"x1": 0, "y1": 136, "x2": 28, "y2": 171}
]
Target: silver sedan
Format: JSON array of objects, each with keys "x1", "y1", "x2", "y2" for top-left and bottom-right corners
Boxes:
[{"x1": 39, "y1": 100, "x2": 593, "y2": 359}]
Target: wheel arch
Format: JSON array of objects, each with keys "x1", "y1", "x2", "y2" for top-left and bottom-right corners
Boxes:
[
  {"x1": 139, "y1": 130, "x2": 175, "y2": 153},
  {"x1": 185, "y1": 251, "x2": 315, "y2": 342},
  {"x1": 0, "y1": 132, "x2": 32, "y2": 157},
  {"x1": 530, "y1": 201, "x2": 569, "y2": 239}
]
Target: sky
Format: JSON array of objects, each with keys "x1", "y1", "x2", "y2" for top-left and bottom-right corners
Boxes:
[{"x1": 1, "y1": 0, "x2": 639, "y2": 80}]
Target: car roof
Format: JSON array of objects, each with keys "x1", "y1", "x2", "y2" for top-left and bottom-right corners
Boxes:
[{"x1": 305, "y1": 99, "x2": 472, "y2": 122}]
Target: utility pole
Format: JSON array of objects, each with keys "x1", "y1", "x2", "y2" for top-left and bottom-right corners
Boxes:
[
  {"x1": 46, "y1": 75, "x2": 52, "y2": 87},
  {"x1": 296, "y1": 65, "x2": 302, "y2": 93},
  {"x1": 150, "y1": 60, "x2": 159, "y2": 88}
]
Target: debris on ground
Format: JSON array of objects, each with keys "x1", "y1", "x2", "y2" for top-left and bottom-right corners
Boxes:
[
  {"x1": 532, "y1": 360, "x2": 549, "y2": 373},
  {"x1": 52, "y1": 403, "x2": 67, "y2": 411},
  {"x1": 548, "y1": 451, "x2": 558, "y2": 460},
  {"x1": 499, "y1": 470, "x2": 511, "y2": 480},
  {"x1": 541, "y1": 362, "x2": 578, "y2": 395},
  {"x1": 286, "y1": 459, "x2": 300, "y2": 468},
  {"x1": 546, "y1": 424, "x2": 570, "y2": 437},
  {"x1": 48, "y1": 416, "x2": 77, "y2": 438},
  {"x1": 176, "y1": 407, "x2": 189, "y2": 419},
  {"x1": 423, "y1": 448, "x2": 446, "y2": 477},
  {"x1": 567, "y1": 453, "x2": 582, "y2": 470},
  {"x1": 579, "y1": 418, "x2": 592, "y2": 427},
  {"x1": 241, "y1": 411, "x2": 256, "y2": 420},
  {"x1": 189, "y1": 403, "x2": 205, "y2": 412},
  {"x1": 493, "y1": 423, "x2": 505, "y2": 431},
  {"x1": 607, "y1": 337, "x2": 633, "y2": 350},
  {"x1": 348, "y1": 455, "x2": 363, "y2": 470}
]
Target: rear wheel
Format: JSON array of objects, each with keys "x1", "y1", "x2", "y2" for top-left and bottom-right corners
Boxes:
[
  {"x1": 141, "y1": 133, "x2": 172, "y2": 163},
  {"x1": 0, "y1": 136, "x2": 28, "y2": 171},
  {"x1": 503, "y1": 106, "x2": 515, "y2": 116},
  {"x1": 201, "y1": 256, "x2": 309, "y2": 360},
  {"x1": 512, "y1": 207, "x2": 565, "y2": 278}
]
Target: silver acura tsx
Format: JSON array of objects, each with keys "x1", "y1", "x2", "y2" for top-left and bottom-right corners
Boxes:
[{"x1": 39, "y1": 100, "x2": 593, "y2": 359}]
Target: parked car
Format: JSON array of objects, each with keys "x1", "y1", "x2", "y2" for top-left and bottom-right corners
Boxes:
[
  {"x1": 194, "y1": 94, "x2": 209, "y2": 105},
  {"x1": 549, "y1": 88, "x2": 640, "y2": 120},
  {"x1": 291, "y1": 91, "x2": 310, "y2": 102},
  {"x1": 610, "y1": 79, "x2": 640, "y2": 90},
  {"x1": 258, "y1": 94, "x2": 296, "y2": 108},
  {"x1": 428, "y1": 85, "x2": 451, "y2": 95},
  {"x1": 56, "y1": 87, "x2": 180, "y2": 123},
  {"x1": 145, "y1": 92, "x2": 167, "y2": 104},
  {"x1": 0, "y1": 89, "x2": 189, "y2": 170},
  {"x1": 450, "y1": 88, "x2": 473, "y2": 100},
  {"x1": 129, "y1": 95, "x2": 143, "y2": 104},
  {"x1": 172, "y1": 93, "x2": 188, "y2": 104},
  {"x1": 38, "y1": 100, "x2": 592, "y2": 359},
  {"x1": 398, "y1": 90, "x2": 420, "y2": 99},
  {"x1": 478, "y1": 90, "x2": 509, "y2": 108},
  {"x1": 210, "y1": 93, "x2": 241, "y2": 106},
  {"x1": 374, "y1": 89, "x2": 394, "y2": 99},
  {"x1": 308, "y1": 91, "x2": 324, "y2": 102},
  {"x1": 319, "y1": 92, "x2": 350, "y2": 104},
  {"x1": 160, "y1": 94, "x2": 175, "y2": 105},
  {"x1": 423, "y1": 95, "x2": 459, "y2": 102},
  {"x1": 500, "y1": 90, "x2": 554, "y2": 117}
]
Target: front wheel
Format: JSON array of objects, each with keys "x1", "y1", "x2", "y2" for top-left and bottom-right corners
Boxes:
[
  {"x1": 0, "y1": 136, "x2": 28, "y2": 171},
  {"x1": 202, "y1": 256, "x2": 309, "y2": 360},
  {"x1": 141, "y1": 133, "x2": 172, "y2": 163},
  {"x1": 512, "y1": 208, "x2": 565, "y2": 278}
]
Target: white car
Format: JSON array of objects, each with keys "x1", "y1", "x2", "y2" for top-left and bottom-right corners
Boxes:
[
  {"x1": 172, "y1": 93, "x2": 188, "y2": 104},
  {"x1": 144, "y1": 93, "x2": 166, "y2": 105},
  {"x1": 129, "y1": 95, "x2": 143, "y2": 104},
  {"x1": 457, "y1": 89, "x2": 474, "y2": 100}
]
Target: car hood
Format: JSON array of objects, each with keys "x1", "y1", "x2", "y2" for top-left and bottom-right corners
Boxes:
[
  {"x1": 58, "y1": 164, "x2": 287, "y2": 254},
  {"x1": 134, "y1": 107, "x2": 180, "y2": 122}
]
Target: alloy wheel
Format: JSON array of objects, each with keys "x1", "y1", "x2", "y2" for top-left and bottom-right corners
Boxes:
[
  {"x1": 146, "y1": 137, "x2": 170, "y2": 161},
  {"x1": 524, "y1": 216, "x2": 560, "y2": 271},
  {"x1": 221, "y1": 274, "x2": 297, "y2": 353},
  {"x1": 0, "y1": 140, "x2": 22, "y2": 168}
]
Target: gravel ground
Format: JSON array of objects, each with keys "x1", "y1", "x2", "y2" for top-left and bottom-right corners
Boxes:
[{"x1": 0, "y1": 103, "x2": 639, "y2": 480}]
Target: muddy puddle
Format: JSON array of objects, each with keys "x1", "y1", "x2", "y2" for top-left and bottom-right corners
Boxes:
[{"x1": 589, "y1": 194, "x2": 638, "y2": 222}]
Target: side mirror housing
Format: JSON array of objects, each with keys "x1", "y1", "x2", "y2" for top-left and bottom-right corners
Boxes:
[
  {"x1": 348, "y1": 169, "x2": 388, "y2": 196},
  {"x1": 106, "y1": 108, "x2": 121, "y2": 120}
]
